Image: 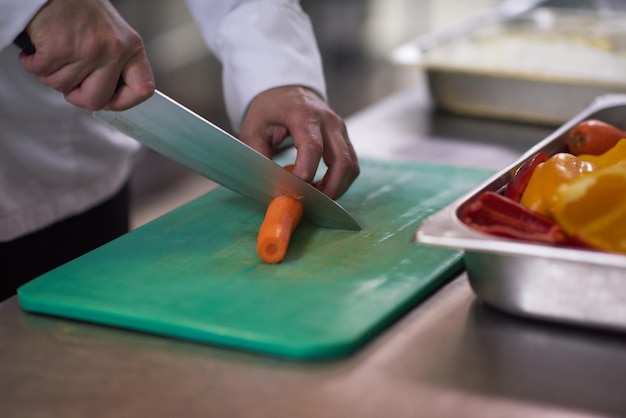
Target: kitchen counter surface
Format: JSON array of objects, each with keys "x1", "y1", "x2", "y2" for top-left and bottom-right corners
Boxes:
[{"x1": 3, "y1": 84, "x2": 626, "y2": 418}]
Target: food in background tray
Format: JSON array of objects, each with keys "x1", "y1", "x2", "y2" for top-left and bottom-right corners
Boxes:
[
  {"x1": 422, "y1": 9, "x2": 626, "y2": 84},
  {"x1": 414, "y1": 8, "x2": 626, "y2": 124},
  {"x1": 462, "y1": 119, "x2": 626, "y2": 254}
]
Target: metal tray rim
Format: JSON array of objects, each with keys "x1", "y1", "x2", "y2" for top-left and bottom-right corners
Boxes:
[
  {"x1": 415, "y1": 93, "x2": 626, "y2": 268},
  {"x1": 423, "y1": 65, "x2": 626, "y2": 89}
]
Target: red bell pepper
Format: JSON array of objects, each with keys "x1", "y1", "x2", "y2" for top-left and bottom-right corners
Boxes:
[
  {"x1": 504, "y1": 151, "x2": 549, "y2": 202},
  {"x1": 461, "y1": 191, "x2": 568, "y2": 245}
]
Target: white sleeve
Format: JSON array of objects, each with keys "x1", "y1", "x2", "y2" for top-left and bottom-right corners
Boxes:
[
  {"x1": 0, "y1": 0, "x2": 46, "y2": 50},
  {"x1": 185, "y1": 0, "x2": 327, "y2": 131}
]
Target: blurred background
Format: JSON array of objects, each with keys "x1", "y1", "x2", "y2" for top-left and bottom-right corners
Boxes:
[
  {"x1": 112, "y1": 0, "x2": 622, "y2": 227},
  {"x1": 112, "y1": 0, "x2": 490, "y2": 227}
]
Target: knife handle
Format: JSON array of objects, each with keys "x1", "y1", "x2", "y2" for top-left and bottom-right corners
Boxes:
[
  {"x1": 13, "y1": 30, "x2": 36, "y2": 54},
  {"x1": 13, "y1": 30, "x2": 125, "y2": 89}
]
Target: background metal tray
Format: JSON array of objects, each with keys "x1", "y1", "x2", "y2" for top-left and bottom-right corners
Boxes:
[
  {"x1": 415, "y1": 94, "x2": 626, "y2": 332},
  {"x1": 393, "y1": 5, "x2": 626, "y2": 125}
]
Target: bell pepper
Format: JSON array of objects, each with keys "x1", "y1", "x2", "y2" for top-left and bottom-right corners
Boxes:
[
  {"x1": 504, "y1": 151, "x2": 549, "y2": 202},
  {"x1": 461, "y1": 191, "x2": 568, "y2": 245},
  {"x1": 552, "y1": 165, "x2": 626, "y2": 254},
  {"x1": 520, "y1": 153, "x2": 596, "y2": 217},
  {"x1": 578, "y1": 138, "x2": 626, "y2": 169}
]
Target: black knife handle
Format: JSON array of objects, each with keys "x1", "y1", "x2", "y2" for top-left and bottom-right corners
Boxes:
[
  {"x1": 12, "y1": 29, "x2": 125, "y2": 89},
  {"x1": 13, "y1": 30, "x2": 36, "y2": 54}
]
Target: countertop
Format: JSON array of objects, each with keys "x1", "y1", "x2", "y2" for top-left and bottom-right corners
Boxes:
[{"x1": 3, "y1": 84, "x2": 626, "y2": 418}]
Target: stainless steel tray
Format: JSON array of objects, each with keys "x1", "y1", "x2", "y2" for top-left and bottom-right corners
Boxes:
[
  {"x1": 415, "y1": 94, "x2": 626, "y2": 332},
  {"x1": 393, "y1": 6, "x2": 626, "y2": 125}
]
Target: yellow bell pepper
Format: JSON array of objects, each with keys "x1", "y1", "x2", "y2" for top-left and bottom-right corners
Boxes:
[
  {"x1": 520, "y1": 153, "x2": 596, "y2": 217},
  {"x1": 578, "y1": 138, "x2": 626, "y2": 169},
  {"x1": 552, "y1": 165, "x2": 626, "y2": 254}
]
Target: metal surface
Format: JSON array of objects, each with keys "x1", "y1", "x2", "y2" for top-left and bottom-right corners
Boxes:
[
  {"x1": 426, "y1": 70, "x2": 626, "y2": 126},
  {"x1": 4, "y1": 277, "x2": 626, "y2": 418},
  {"x1": 5, "y1": 85, "x2": 626, "y2": 418},
  {"x1": 416, "y1": 94, "x2": 626, "y2": 332},
  {"x1": 94, "y1": 91, "x2": 360, "y2": 231},
  {"x1": 393, "y1": 7, "x2": 626, "y2": 125}
]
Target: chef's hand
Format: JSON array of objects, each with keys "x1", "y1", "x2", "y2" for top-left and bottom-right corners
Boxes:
[
  {"x1": 18, "y1": 0, "x2": 155, "y2": 110},
  {"x1": 239, "y1": 86, "x2": 360, "y2": 199}
]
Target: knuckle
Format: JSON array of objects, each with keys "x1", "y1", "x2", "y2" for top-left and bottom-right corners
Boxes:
[
  {"x1": 39, "y1": 73, "x2": 70, "y2": 94},
  {"x1": 137, "y1": 83, "x2": 155, "y2": 100},
  {"x1": 127, "y1": 31, "x2": 145, "y2": 50},
  {"x1": 46, "y1": 43, "x2": 74, "y2": 64},
  {"x1": 350, "y1": 159, "x2": 361, "y2": 178},
  {"x1": 82, "y1": 96, "x2": 108, "y2": 111},
  {"x1": 105, "y1": 32, "x2": 142, "y2": 62},
  {"x1": 120, "y1": 31, "x2": 146, "y2": 60},
  {"x1": 47, "y1": 79, "x2": 71, "y2": 94},
  {"x1": 320, "y1": 106, "x2": 338, "y2": 121},
  {"x1": 339, "y1": 152, "x2": 360, "y2": 176},
  {"x1": 82, "y1": 38, "x2": 104, "y2": 62},
  {"x1": 304, "y1": 137, "x2": 324, "y2": 156},
  {"x1": 107, "y1": 38, "x2": 127, "y2": 61}
]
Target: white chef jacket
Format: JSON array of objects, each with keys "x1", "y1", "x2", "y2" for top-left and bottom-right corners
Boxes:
[{"x1": 0, "y1": 0, "x2": 326, "y2": 242}]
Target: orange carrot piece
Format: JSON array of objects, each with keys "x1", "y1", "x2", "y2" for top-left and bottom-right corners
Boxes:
[{"x1": 257, "y1": 195, "x2": 304, "y2": 264}]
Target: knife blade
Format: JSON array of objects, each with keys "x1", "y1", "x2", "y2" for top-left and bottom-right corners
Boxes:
[{"x1": 94, "y1": 91, "x2": 361, "y2": 230}]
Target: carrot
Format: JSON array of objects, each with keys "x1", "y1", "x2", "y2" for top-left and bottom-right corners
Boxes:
[
  {"x1": 256, "y1": 163, "x2": 303, "y2": 264},
  {"x1": 568, "y1": 119, "x2": 626, "y2": 156},
  {"x1": 257, "y1": 195, "x2": 303, "y2": 264}
]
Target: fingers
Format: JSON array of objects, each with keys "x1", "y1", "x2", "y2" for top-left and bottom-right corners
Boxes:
[
  {"x1": 22, "y1": 59, "x2": 92, "y2": 94},
  {"x1": 239, "y1": 86, "x2": 360, "y2": 200},
  {"x1": 106, "y1": 50, "x2": 155, "y2": 110},
  {"x1": 292, "y1": 115, "x2": 359, "y2": 199},
  {"x1": 290, "y1": 121, "x2": 324, "y2": 184},
  {"x1": 19, "y1": 46, "x2": 70, "y2": 76},
  {"x1": 17, "y1": 0, "x2": 155, "y2": 110},
  {"x1": 315, "y1": 122, "x2": 360, "y2": 199},
  {"x1": 28, "y1": 48, "x2": 154, "y2": 111},
  {"x1": 239, "y1": 124, "x2": 282, "y2": 160},
  {"x1": 63, "y1": 62, "x2": 125, "y2": 110}
]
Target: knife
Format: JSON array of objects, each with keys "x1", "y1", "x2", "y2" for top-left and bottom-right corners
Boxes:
[
  {"x1": 94, "y1": 91, "x2": 361, "y2": 230},
  {"x1": 13, "y1": 31, "x2": 359, "y2": 230}
]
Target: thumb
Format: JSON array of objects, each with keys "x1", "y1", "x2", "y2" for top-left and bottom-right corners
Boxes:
[{"x1": 106, "y1": 50, "x2": 155, "y2": 110}]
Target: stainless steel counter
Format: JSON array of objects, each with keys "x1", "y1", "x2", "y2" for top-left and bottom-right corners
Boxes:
[{"x1": 3, "y1": 85, "x2": 626, "y2": 418}]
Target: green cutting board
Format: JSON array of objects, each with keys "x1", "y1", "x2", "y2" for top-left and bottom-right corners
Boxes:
[{"x1": 18, "y1": 159, "x2": 491, "y2": 360}]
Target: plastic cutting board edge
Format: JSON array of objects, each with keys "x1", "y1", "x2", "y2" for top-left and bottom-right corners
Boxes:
[{"x1": 18, "y1": 159, "x2": 493, "y2": 360}]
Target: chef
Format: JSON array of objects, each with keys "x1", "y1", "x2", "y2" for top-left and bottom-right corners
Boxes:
[{"x1": 0, "y1": 0, "x2": 360, "y2": 301}]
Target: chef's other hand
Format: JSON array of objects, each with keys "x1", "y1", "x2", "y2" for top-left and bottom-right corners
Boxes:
[
  {"x1": 18, "y1": 0, "x2": 155, "y2": 111},
  {"x1": 239, "y1": 86, "x2": 360, "y2": 200}
]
